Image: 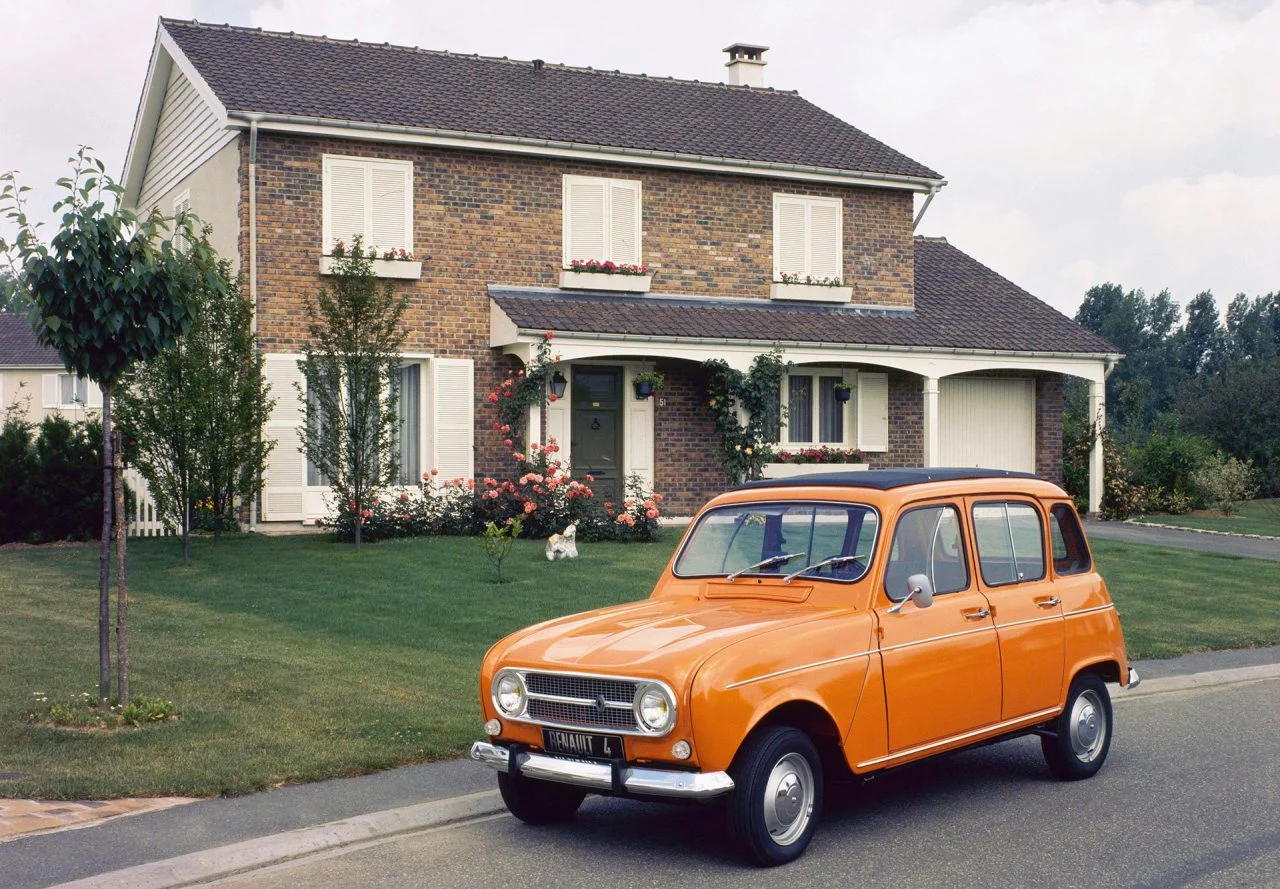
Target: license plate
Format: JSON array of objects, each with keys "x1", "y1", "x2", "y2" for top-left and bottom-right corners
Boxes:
[{"x1": 541, "y1": 728, "x2": 625, "y2": 760}]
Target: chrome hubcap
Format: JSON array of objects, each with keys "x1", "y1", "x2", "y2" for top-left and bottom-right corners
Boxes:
[
  {"x1": 762, "y1": 753, "x2": 814, "y2": 846},
  {"x1": 1069, "y1": 689, "x2": 1107, "y2": 762}
]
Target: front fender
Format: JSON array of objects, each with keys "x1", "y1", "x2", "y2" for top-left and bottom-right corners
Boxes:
[{"x1": 688, "y1": 611, "x2": 875, "y2": 773}]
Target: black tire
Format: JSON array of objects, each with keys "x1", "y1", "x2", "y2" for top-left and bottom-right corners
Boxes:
[
  {"x1": 726, "y1": 726, "x2": 823, "y2": 866},
  {"x1": 498, "y1": 772, "x2": 587, "y2": 825},
  {"x1": 1041, "y1": 673, "x2": 1113, "y2": 781}
]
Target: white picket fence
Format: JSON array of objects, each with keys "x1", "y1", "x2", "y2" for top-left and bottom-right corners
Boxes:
[{"x1": 123, "y1": 468, "x2": 171, "y2": 538}]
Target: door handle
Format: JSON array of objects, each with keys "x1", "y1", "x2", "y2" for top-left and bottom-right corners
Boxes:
[
  {"x1": 1036, "y1": 597, "x2": 1062, "y2": 609},
  {"x1": 962, "y1": 608, "x2": 991, "y2": 621}
]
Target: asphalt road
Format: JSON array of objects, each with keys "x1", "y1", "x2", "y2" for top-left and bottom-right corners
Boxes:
[
  {"x1": 1084, "y1": 520, "x2": 1280, "y2": 561},
  {"x1": 208, "y1": 678, "x2": 1280, "y2": 889}
]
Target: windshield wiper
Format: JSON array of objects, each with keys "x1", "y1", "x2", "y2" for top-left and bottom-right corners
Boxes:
[
  {"x1": 726, "y1": 552, "x2": 806, "y2": 583},
  {"x1": 783, "y1": 555, "x2": 862, "y2": 584}
]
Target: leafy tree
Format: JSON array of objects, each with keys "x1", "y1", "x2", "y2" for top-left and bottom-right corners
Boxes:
[
  {"x1": 117, "y1": 234, "x2": 275, "y2": 564},
  {"x1": 702, "y1": 348, "x2": 790, "y2": 483},
  {"x1": 1222, "y1": 293, "x2": 1280, "y2": 365},
  {"x1": 1179, "y1": 360, "x2": 1280, "y2": 493},
  {"x1": 0, "y1": 268, "x2": 23, "y2": 312},
  {"x1": 0, "y1": 148, "x2": 216, "y2": 704},
  {"x1": 1178, "y1": 291, "x2": 1224, "y2": 377},
  {"x1": 298, "y1": 238, "x2": 407, "y2": 551}
]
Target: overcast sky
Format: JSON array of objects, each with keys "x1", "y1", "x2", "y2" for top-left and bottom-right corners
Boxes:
[{"x1": 2, "y1": 0, "x2": 1275, "y2": 317}]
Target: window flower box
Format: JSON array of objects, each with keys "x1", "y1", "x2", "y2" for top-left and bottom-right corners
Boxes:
[
  {"x1": 319, "y1": 255, "x2": 422, "y2": 280},
  {"x1": 761, "y1": 462, "x2": 869, "y2": 479},
  {"x1": 561, "y1": 259, "x2": 653, "y2": 293},
  {"x1": 770, "y1": 282, "x2": 853, "y2": 303}
]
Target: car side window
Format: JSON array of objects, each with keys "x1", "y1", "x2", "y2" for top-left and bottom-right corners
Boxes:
[
  {"x1": 884, "y1": 504, "x2": 969, "y2": 601},
  {"x1": 973, "y1": 501, "x2": 1046, "y2": 586},
  {"x1": 1049, "y1": 503, "x2": 1092, "y2": 575}
]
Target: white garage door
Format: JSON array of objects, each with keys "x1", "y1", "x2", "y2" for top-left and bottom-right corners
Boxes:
[{"x1": 939, "y1": 378, "x2": 1035, "y2": 472}]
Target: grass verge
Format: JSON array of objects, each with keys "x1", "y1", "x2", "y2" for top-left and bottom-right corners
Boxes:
[
  {"x1": 1, "y1": 531, "x2": 1276, "y2": 799},
  {"x1": 1132, "y1": 498, "x2": 1280, "y2": 538}
]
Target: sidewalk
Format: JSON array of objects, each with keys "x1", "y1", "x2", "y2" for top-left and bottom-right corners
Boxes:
[{"x1": 3, "y1": 648, "x2": 1277, "y2": 889}]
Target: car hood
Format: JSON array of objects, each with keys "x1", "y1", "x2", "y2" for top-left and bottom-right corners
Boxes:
[{"x1": 495, "y1": 596, "x2": 831, "y2": 691}]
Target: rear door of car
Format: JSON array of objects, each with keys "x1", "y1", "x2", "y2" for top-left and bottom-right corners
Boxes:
[{"x1": 967, "y1": 496, "x2": 1065, "y2": 720}]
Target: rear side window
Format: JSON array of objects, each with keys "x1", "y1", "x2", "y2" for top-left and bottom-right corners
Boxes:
[
  {"x1": 972, "y1": 501, "x2": 1046, "y2": 586},
  {"x1": 1049, "y1": 503, "x2": 1092, "y2": 575}
]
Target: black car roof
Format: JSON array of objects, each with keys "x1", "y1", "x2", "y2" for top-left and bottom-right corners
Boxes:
[{"x1": 733, "y1": 468, "x2": 1041, "y2": 492}]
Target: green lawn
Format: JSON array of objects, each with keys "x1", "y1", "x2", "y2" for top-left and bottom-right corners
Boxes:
[
  {"x1": 1132, "y1": 498, "x2": 1280, "y2": 538},
  {"x1": 1, "y1": 530, "x2": 1276, "y2": 800}
]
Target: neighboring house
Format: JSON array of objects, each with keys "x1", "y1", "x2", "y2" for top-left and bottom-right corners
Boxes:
[
  {"x1": 121, "y1": 20, "x2": 1119, "y2": 524},
  {"x1": 0, "y1": 313, "x2": 102, "y2": 425}
]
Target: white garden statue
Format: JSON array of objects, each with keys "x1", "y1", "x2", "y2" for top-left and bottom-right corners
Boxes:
[{"x1": 545, "y1": 524, "x2": 579, "y2": 561}]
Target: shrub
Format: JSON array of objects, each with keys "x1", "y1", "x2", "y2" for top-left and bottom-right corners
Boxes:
[
  {"x1": 477, "y1": 517, "x2": 522, "y2": 583},
  {"x1": 1064, "y1": 421, "x2": 1146, "y2": 520},
  {"x1": 603, "y1": 474, "x2": 664, "y2": 542},
  {"x1": 0, "y1": 411, "x2": 104, "y2": 544},
  {"x1": 476, "y1": 439, "x2": 598, "y2": 539},
  {"x1": 1193, "y1": 454, "x2": 1258, "y2": 516},
  {"x1": 1126, "y1": 430, "x2": 1217, "y2": 509}
]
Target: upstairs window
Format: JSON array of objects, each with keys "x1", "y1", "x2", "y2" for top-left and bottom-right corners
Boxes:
[
  {"x1": 562, "y1": 175, "x2": 642, "y2": 267},
  {"x1": 773, "y1": 194, "x2": 843, "y2": 283},
  {"x1": 322, "y1": 155, "x2": 413, "y2": 254}
]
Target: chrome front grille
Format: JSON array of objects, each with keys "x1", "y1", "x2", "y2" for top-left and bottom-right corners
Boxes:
[{"x1": 520, "y1": 670, "x2": 642, "y2": 734}]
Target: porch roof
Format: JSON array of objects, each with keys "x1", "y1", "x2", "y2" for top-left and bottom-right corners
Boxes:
[{"x1": 490, "y1": 238, "x2": 1119, "y2": 357}]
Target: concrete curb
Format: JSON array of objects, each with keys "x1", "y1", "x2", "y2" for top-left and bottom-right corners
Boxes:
[
  {"x1": 49, "y1": 665, "x2": 1279, "y2": 889},
  {"x1": 1112, "y1": 663, "x2": 1280, "y2": 702},
  {"x1": 1121, "y1": 518, "x2": 1280, "y2": 542},
  {"x1": 49, "y1": 790, "x2": 503, "y2": 889}
]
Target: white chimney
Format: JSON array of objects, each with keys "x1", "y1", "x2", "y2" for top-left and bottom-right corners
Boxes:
[{"x1": 724, "y1": 43, "x2": 768, "y2": 88}]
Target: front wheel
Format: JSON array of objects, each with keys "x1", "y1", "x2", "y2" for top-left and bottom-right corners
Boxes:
[
  {"x1": 498, "y1": 772, "x2": 587, "y2": 824},
  {"x1": 727, "y1": 726, "x2": 823, "y2": 866},
  {"x1": 1041, "y1": 673, "x2": 1113, "y2": 780}
]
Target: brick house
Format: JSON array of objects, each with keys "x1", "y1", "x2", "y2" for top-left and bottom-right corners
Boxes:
[{"x1": 121, "y1": 20, "x2": 1118, "y2": 524}]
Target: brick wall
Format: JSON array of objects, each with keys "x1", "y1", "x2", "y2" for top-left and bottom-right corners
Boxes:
[
  {"x1": 651, "y1": 360, "x2": 733, "y2": 515},
  {"x1": 1035, "y1": 374, "x2": 1064, "y2": 483},
  {"x1": 869, "y1": 370, "x2": 924, "y2": 469},
  {"x1": 241, "y1": 132, "x2": 918, "y2": 489}
]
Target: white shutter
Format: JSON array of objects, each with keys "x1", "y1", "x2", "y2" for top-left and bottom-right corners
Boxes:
[
  {"x1": 42, "y1": 374, "x2": 58, "y2": 408},
  {"x1": 86, "y1": 380, "x2": 103, "y2": 409},
  {"x1": 857, "y1": 372, "x2": 889, "y2": 453},
  {"x1": 430, "y1": 358, "x2": 474, "y2": 481},
  {"x1": 564, "y1": 177, "x2": 606, "y2": 266},
  {"x1": 808, "y1": 200, "x2": 842, "y2": 279},
  {"x1": 609, "y1": 180, "x2": 640, "y2": 266},
  {"x1": 324, "y1": 159, "x2": 368, "y2": 249},
  {"x1": 261, "y1": 355, "x2": 306, "y2": 521},
  {"x1": 623, "y1": 367, "x2": 655, "y2": 487},
  {"x1": 774, "y1": 197, "x2": 807, "y2": 277},
  {"x1": 370, "y1": 165, "x2": 409, "y2": 251}
]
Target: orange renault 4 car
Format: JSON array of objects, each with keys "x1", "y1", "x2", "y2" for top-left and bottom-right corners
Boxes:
[{"x1": 471, "y1": 468, "x2": 1138, "y2": 866}]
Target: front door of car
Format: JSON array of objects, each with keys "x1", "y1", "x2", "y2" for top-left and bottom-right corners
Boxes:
[
  {"x1": 968, "y1": 498, "x2": 1065, "y2": 720},
  {"x1": 876, "y1": 502, "x2": 1002, "y2": 752}
]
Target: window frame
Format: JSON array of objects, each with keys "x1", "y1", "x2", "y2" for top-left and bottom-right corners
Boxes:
[
  {"x1": 561, "y1": 174, "x2": 643, "y2": 268},
  {"x1": 779, "y1": 367, "x2": 854, "y2": 448},
  {"x1": 321, "y1": 154, "x2": 414, "y2": 255},
  {"x1": 971, "y1": 499, "x2": 1048, "y2": 588},
  {"x1": 883, "y1": 502, "x2": 971, "y2": 602},
  {"x1": 172, "y1": 190, "x2": 191, "y2": 252},
  {"x1": 52, "y1": 373, "x2": 90, "y2": 409},
  {"x1": 772, "y1": 193, "x2": 844, "y2": 282}
]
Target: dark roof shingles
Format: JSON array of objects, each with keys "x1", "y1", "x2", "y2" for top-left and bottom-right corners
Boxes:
[
  {"x1": 0, "y1": 314, "x2": 61, "y2": 367},
  {"x1": 491, "y1": 238, "x2": 1118, "y2": 356},
  {"x1": 162, "y1": 20, "x2": 941, "y2": 181}
]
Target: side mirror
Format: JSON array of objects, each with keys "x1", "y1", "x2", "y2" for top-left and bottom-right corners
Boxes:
[{"x1": 888, "y1": 574, "x2": 935, "y2": 613}]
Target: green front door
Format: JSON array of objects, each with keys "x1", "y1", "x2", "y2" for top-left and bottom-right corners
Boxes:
[{"x1": 571, "y1": 367, "x2": 623, "y2": 502}]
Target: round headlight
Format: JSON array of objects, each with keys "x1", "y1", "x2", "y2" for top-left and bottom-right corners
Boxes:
[
  {"x1": 634, "y1": 683, "x2": 675, "y2": 734},
  {"x1": 493, "y1": 670, "x2": 526, "y2": 716}
]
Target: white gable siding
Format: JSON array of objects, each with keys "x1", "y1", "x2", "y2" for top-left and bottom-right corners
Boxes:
[{"x1": 137, "y1": 66, "x2": 234, "y2": 212}]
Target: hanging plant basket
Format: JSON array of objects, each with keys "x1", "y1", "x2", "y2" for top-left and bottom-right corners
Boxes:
[
  {"x1": 634, "y1": 380, "x2": 656, "y2": 399},
  {"x1": 633, "y1": 372, "x2": 664, "y2": 400},
  {"x1": 834, "y1": 386, "x2": 852, "y2": 403}
]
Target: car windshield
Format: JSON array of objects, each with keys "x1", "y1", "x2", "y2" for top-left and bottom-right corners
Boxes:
[{"x1": 674, "y1": 502, "x2": 878, "y2": 582}]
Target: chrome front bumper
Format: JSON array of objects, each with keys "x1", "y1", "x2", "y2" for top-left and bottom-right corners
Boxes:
[
  {"x1": 1128, "y1": 666, "x2": 1141, "y2": 688},
  {"x1": 470, "y1": 741, "x2": 735, "y2": 800}
]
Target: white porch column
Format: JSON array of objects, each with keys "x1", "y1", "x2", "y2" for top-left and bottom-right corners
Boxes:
[
  {"x1": 1088, "y1": 379, "x2": 1106, "y2": 516},
  {"x1": 922, "y1": 376, "x2": 940, "y2": 467}
]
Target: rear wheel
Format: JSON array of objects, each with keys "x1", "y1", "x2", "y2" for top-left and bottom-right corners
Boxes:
[
  {"x1": 727, "y1": 726, "x2": 823, "y2": 866},
  {"x1": 1041, "y1": 673, "x2": 1113, "y2": 780},
  {"x1": 498, "y1": 772, "x2": 587, "y2": 824}
]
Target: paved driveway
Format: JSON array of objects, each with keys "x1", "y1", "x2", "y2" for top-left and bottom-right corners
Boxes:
[{"x1": 1084, "y1": 520, "x2": 1280, "y2": 561}]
